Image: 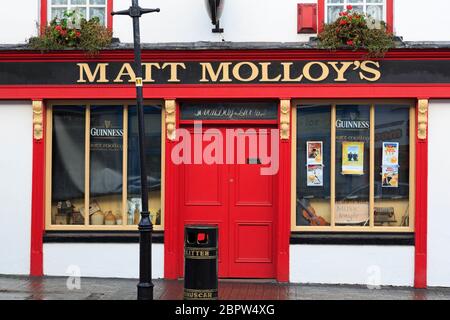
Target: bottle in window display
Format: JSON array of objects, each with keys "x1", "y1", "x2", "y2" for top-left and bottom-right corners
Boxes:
[{"x1": 104, "y1": 211, "x2": 116, "y2": 225}]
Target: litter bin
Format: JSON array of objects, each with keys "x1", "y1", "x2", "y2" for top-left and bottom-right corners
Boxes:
[{"x1": 184, "y1": 225, "x2": 218, "y2": 300}]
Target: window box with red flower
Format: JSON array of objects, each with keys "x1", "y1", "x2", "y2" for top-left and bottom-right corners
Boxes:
[
  {"x1": 28, "y1": 9, "x2": 112, "y2": 55},
  {"x1": 318, "y1": 5, "x2": 395, "y2": 57}
]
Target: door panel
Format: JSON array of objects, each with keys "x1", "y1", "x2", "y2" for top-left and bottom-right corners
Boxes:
[
  {"x1": 179, "y1": 125, "x2": 276, "y2": 279},
  {"x1": 235, "y1": 222, "x2": 272, "y2": 263},
  {"x1": 180, "y1": 127, "x2": 229, "y2": 277},
  {"x1": 228, "y1": 128, "x2": 276, "y2": 278}
]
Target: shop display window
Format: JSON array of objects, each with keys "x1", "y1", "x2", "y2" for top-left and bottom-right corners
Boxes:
[
  {"x1": 47, "y1": 102, "x2": 163, "y2": 230},
  {"x1": 293, "y1": 101, "x2": 414, "y2": 232}
]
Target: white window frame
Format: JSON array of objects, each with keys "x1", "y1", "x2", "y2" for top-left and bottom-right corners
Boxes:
[
  {"x1": 325, "y1": 0, "x2": 387, "y2": 24},
  {"x1": 48, "y1": 0, "x2": 108, "y2": 26}
]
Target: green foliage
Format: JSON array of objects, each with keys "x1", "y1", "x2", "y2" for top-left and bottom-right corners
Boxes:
[
  {"x1": 28, "y1": 10, "x2": 112, "y2": 55},
  {"x1": 318, "y1": 6, "x2": 395, "y2": 57}
]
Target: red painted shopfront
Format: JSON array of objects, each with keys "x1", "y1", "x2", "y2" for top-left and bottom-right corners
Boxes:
[{"x1": 1, "y1": 47, "x2": 450, "y2": 286}]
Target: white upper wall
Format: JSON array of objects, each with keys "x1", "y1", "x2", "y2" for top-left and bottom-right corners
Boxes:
[
  {"x1": 113, "y1": 0, "x2": 315, "y2": 43},
  {"x1": 395, "y1": 0, "x2": 450, "y2": 41},
  {"x1": 0, "y1": 0, "x2": 39, "y2": 44},
  {"x1": 0, "y1": 0, "x2": 449, "y2": 45}
]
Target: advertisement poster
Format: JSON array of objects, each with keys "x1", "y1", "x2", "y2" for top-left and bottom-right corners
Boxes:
[
  {"x1": 307, "y1": 165, "x2": 323, "y2": 187},
  {"x1": 382, "y1": 142, "x2": 400, "y2": 188},
  {"x1": 306, "y1": 141, "x2": 323, "y2": 165},
  {"x1": 342, "y1": 141, "x2": 364, "y2": 175},
  {"x1": 382, "y1": 166, "x2": 399, "y2": 188},
  {"x1": 382, "y1": 142, "x2": 399, "y2": 166}
]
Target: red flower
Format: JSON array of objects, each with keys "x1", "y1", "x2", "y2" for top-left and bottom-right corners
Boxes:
[
  {"x1": 76, "y1": 31, "x2": 81, "y2": 38},
  {"x1": 347, "y1": 40, "x2": 354, "y2": 46},
  {"x1": 339, "y1": 19, "x2": 347, "y2": 25},
  {"x1": 343, "y1": 11, "x2": 348, "y2": 16},
  {"x1": 55, "y1": 25, "x2": 62, "y2": 31},
  {"x1": 60, "y1": 29, "x2": 67, "y2": 36},
  {"x1": 347, "y1": 5, "x2": 353, "y2": 10}
]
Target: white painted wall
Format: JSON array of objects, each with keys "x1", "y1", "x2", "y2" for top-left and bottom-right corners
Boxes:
[
  {"x1": 113, "y1": 0, "x2": 315, "y2": 43},
  {"x1": 0, "y1": 0, "x2": 39, "y2": 44},
  {"x1": 428, "y1": 100, "x2": 450, "y2": 287},
  {"x1": 1, "y1": 1, "x2": 450, "y2": 44},
  {"x1": 290, "y1": 245, "x2": 414, "y2": 286},
  {"x1": 44, "y1": 243, "x2": 164, "y2": 279},
  {"x1": 395, "y1": 0, "x2": 450, "y2": 41},
  {"x1": 0, "y1": 102, "x2": 33, "y2": 275},
  {"x1": 114, "y1": 0, "x2": 450, "y2": 43}
]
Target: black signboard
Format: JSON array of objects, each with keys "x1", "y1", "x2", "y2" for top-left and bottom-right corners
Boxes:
[
  {"x1": 1, "y1": 60, "x2": 450, "y2": 85},
  {"x1": 180, "y1": 102, "x2": 278, "y2": 120}
]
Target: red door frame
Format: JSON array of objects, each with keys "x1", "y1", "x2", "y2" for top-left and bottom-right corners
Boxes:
[
  {"x1": 0, "y1": 49, "x2": 443, "y2": 286},
  {"x1": 167, "y1": 111, "x2": 287, "y2": 280}
]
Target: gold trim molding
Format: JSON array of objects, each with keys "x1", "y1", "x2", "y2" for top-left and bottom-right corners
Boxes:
[
  {"x1": 280, "y1": 99, "x2": 290, "y2": 140},
  {"x1": 32, "y1": 100, "x2": 43, "y2": 140},
  {"x1": 165, "y1": 99, "x2": 176, "y2": 141},
  {"x1": 417, "y1": 99, "x2": 428, "y2": 140}
]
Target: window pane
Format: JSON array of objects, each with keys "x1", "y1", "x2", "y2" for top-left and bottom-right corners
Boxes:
[
  {"x1": 51, "y1": 8, "x2": 66, "y2": 20},
  {"x1": 296, "y1": 105, "x2": 331, "y2": 226},
  {"x1": 327, "y1": 6, "x2": 344, "y2": 23},
  {"x1": 335, "y1": 105, "x2": 370, "y2": 227},
  {"x1": 90, "y1": 0, "x2": 106, "y2": 4},
  {"x1": 127, "y1": 105, "x2": 162, "y2": 226},
  {"x1": 51, "y1": 106, "x2": 85, "y2": 225},
  {"x1": 52, "y1": 0, "x2": 68, "y2": 4},
  {"x1": 367, "y1": 5, "x2": 383, "y2": 20},
  {"x1": 73, "y1": 7, "x2": 87, "y2": 19},
  {"x1": 351, "y1": 5, "x2": 364, "y2": 13},
  {"x1": 327, "y1": 0, "x2": 344, "y2": 3},
  {"x1": 348, "y1": 0, "x2": 364, "y2": 3},
  {"x1": 374, "y1": 105, "x2": 410, "y2": 227},
  {"x1": 89, "y1": 106, "x2": 123, "y2": 226},
  {"x1": 89, "y1": 7, "x2": 106, "y2": 24},
  {"x1": 71, "y1": 0, "x2": 87, "y2": 5}
]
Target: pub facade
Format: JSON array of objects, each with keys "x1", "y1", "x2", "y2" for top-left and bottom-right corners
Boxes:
[{"x1": 1, "y1": 0, "x2": 450, "y2": 288}]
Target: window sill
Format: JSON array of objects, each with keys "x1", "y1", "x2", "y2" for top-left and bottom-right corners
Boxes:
[
  {"x1": 43, "y1": 230, "x2": 164, "y2": 244},
  {"x1": 290, "y1": 232, "x2": 414, "y2": 245}
]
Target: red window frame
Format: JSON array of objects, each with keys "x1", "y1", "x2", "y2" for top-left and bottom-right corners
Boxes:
[
  {"x1": 317, "y1": 0, "x2": 394, "y2": 33},
  {"x1": 40, "y1": 0, "x2": 113, "y2": 33}
]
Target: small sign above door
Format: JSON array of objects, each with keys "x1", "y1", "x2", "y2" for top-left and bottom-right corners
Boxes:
[{"x1": 180, "y1": 102, "x2": 278, "y2": 120}]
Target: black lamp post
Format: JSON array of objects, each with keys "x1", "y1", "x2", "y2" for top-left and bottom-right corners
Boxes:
[{"x1": 111, "y1": 0, "x2": 160, "y2": 301}]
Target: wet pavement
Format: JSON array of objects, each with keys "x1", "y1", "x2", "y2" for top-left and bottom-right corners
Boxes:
[{"x1": 1, "y1": 275, "x2": 450, "y2": 300}]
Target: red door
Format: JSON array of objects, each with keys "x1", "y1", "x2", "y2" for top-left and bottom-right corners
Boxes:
[{"x1": 178, "y1": 125, "x2": 277, "y2": 278}]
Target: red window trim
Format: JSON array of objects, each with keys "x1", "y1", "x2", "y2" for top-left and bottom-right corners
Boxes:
[
  {"x1": 40, "y1": 0, "x2": 113, "y2": 33},
  {"x1": 318, "y1": 0, "x2": 394, "y2": 33}
]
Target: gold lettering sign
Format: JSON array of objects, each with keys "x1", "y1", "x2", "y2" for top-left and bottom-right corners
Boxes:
[{"x1": 77, "y1": 61, "x2": 383, "y2": 84}]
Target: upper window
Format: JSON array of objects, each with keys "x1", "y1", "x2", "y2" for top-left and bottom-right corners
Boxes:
[
  {"x1": 325, "y1": 0, "x2": 386, "y2": 23},
  {"x1": 49, "y1": 0, "x2": 108, "y2": 25}
]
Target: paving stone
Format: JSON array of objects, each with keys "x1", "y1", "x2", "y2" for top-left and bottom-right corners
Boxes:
[{"x1": 1, "y1": 275, "x2": 450, "y2": 300}]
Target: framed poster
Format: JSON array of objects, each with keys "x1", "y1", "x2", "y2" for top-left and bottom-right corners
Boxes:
[
  {"x1": 306, "y1": 141, "x2": 323, "y2": 165},
  {"x1": 382, "y1": 166, "x2": 399, "y2": 188},
  {"x1": 307, "y1": 164, "x2": 323, "y2": 187},
  {"x1": 341, "y1": 141, "x2": 364, "y2": 175},
  {"x1": 382, "y1": 142, "x2": 399, "y2": 166}
]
